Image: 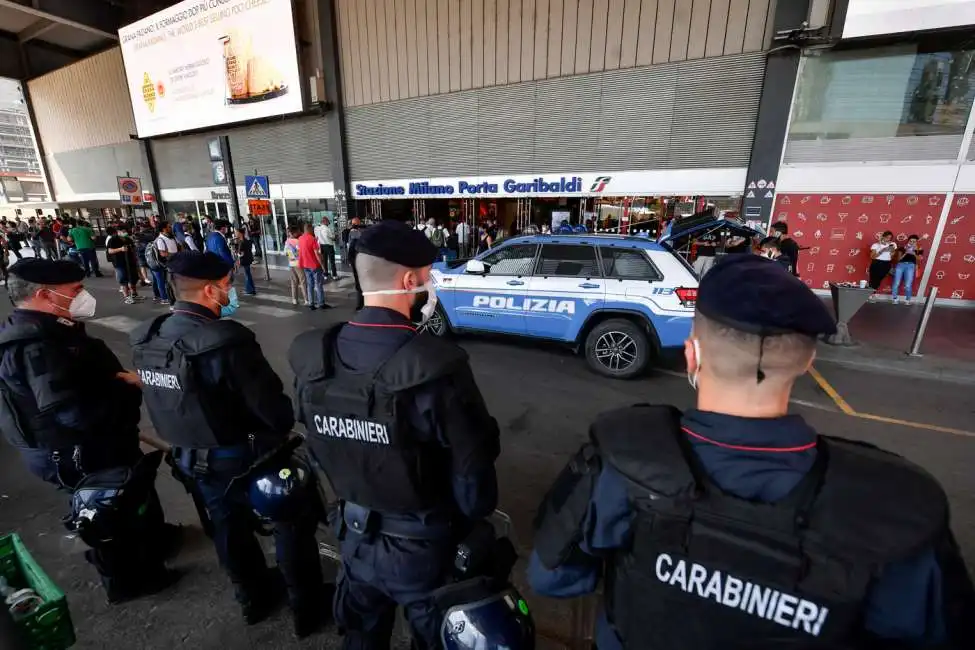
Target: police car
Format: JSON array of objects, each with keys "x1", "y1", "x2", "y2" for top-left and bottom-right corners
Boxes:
[{"x1": 427, "y1": 234, "x2": 698, "y2": 379}]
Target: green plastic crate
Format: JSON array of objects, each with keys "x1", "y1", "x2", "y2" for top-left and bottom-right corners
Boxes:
[{"x1": 0, "y1": 533, "x2": 75, "y2": 650}]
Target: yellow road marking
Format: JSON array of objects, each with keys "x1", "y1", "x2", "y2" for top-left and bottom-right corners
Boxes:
[
  {"x1": 807, "y1": 367, "x2": 856, "y2": 416},
  {"x1": 853, "y1": 413, "x2": 975, "y2": 438},
  {"x1": 808, "y1": 366, "x2": 975, "y2": 437}
]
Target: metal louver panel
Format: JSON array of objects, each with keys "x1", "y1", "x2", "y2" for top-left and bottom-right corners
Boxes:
[
  {"x1": 476, "y1": 84, "x2": 536, "y2": 175},
  {"x1": 784, "y1": 135, "x2": 964, "y2": 164},
  {"x1": 345, "y1": 51, "x2": 766, "y2": 181},
  {"x1": 152, "y1": 134, "x2": 214, "y2": 189},
  {"x1": 152, "y1": 118, "x2": 333, "y2": 190},
  {"x1": 532, "y1": 74, "x2": 602, "y2": 173},
  {"x1": 229, "y1": 118, "x2": 331, "y2": 183},
  {"x1": 50, "y1": 142, "x2": 147, "y2": 195},
  {"x1": 591, "y1": 64, "x2": 678, "y2": 170},
  {"x1": 667, "y1": 55, "x2": 764, "y2": 168}
]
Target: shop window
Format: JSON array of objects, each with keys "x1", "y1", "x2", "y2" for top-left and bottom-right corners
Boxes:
[
  {"x1": 481, "y1": 244, "x2": 538, "y2": 276},
  {"x1": 165, "y1": 201, "x2": 199, "y2": 224},
  {"x1": 600, "y1": 248, "x2": 662, "y2": 281},
  {"x1": 790, "y1": 44, "x2": 975, "y2": 140},
  {"x1": 285, "y1": 198, "x2": 332, "y2": 225},
  {"x1": 536, "y1": 244, "x2": 600, "y2": 278}
]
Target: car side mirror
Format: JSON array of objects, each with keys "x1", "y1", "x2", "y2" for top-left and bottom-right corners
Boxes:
[{"x1": 465, "y1": 259, "x2": 487, "y2": 275}]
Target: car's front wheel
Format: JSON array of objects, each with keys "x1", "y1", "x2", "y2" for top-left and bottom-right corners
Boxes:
[
  {"x1": 422, "y1": 303, "x2": 450, "y2": 337},
  {"x1": 584, "y1": 318, "x2": 650, "y2": 379}
]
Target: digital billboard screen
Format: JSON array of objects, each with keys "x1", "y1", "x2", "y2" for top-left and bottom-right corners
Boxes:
[
  {"x1": 843, "y1": 0, "x2": 975, "y2": 39},
  {"x1": 119, "y1": 0, "x2": 304, "y2": 138}
]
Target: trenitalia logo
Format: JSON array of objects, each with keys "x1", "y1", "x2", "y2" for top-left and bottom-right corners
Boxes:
[{"x1": 590, "y1": 176, "x2": 612, "y2": 192}]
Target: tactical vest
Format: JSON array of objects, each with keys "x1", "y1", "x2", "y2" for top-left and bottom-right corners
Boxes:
[
  {"x1": 131, "y1": 315, "x2": 255, "y2": 449},
  {"x1": 575, "y1": 405, "x2": 946, "y2": 650},
  {"x1": 0, "y1": 323, "x2": 50, "y2": 449},
  {"x1": 289, "y1": 324, "x2": 469, "y2": 515}
]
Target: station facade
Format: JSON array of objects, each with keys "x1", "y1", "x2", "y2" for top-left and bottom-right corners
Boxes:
[{"x1": 7, "y1": 0, "x2": 975, "y2": 303}]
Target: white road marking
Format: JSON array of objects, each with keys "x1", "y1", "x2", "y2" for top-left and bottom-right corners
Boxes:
[
  {"x1": 249, "y1": 293, "x2": 298, "y2": 305},
  {"x1": 89, "y1": 315, "x2": 142, "y2": 333},
  {"x1": 246, "y1": 304, "x2": 301, "y2": 318}
]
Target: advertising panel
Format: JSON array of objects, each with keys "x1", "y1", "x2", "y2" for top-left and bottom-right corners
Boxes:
[
  {"x1": 119, "y1": 0, "x2": 303, "y2": 138},
  {"x1": 771, "y1": 193, "x2": 942, "y2": 294},
  {"x1": 843, "y1": 0, "x2": 975, "y2": 39},
  {"x1": 927, "y1": 194, "x2": 975, "y2": 300}
]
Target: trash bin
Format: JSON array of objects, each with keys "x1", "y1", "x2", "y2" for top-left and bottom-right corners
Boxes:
[
  {"x1": 825, "y1": 282, "x2": 875, "y2": 346},
  {"x1": 0, "y1": 533, "x2": 75, "y2": 650}
]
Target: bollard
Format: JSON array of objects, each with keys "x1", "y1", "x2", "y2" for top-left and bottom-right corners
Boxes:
[{"x1": 907, "y1": 286, "x2": 938, "y2": 357}]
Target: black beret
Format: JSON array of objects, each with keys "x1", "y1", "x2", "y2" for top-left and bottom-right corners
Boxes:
[
  {"x1": 9, "y1": 258, "x2": 85, "y2": 285},
  {"x1": 357, "y1": 220, "x2": 439, "y2": 268},
  {"x1": 167, "y1": 251, "x2": 232, "y2": 280},
  {"x1": 697, "y1": 255, "x2": 837, "y2": 338}
]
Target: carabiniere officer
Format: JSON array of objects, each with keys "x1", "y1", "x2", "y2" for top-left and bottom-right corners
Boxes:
[
  {"x1": 0, "y1": 258, "x2": 180, "y2": 603},
  {"x1": 130, "y1": 251, "x2": 328, "y2": 637},
  {"x1": 529, "y1": 254, "x2": 975, "y2": 649},
  {"x1": 289, "y1": 220, "x2": 501, "y2": 649}
]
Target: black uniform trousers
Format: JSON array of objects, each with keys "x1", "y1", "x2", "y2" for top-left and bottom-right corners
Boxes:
[
  {"x1": 190, "y1": 448, "x2": 324, "y2": 610},
  {"x1": 336, "y1": 531, "x2": 453, "y2": 650},
  {"x1": 22, "y1": 443, "x2": 170, "y2": 595}
]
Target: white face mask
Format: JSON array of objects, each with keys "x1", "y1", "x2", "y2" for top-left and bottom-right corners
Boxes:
[
  {"x1": 687, "y1": 339, "x2": 701, "y2": 391},
  {"x1": 361, "y1": 281, "x2": 438, "y2": 325},
  {"x1": 50, "y1": 288, "x2": 97, "y2": 320}
]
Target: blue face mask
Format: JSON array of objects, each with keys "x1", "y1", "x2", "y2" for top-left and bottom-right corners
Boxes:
[{"x1": 219, "y1": 286, "x2": 239, "y2": 318}]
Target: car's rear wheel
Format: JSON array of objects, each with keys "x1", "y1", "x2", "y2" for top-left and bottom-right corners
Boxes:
[{"x1": 584, "y1": 319, "x2": 650, "y2": 379}]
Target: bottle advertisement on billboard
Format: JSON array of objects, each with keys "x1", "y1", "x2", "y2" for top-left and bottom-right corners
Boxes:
[{"x1": 118, "y1": 0, "x2": 304, "y2": 138}]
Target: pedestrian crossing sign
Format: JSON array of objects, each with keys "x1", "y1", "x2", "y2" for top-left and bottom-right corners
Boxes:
[{"x1": 245, "y1": 175, "x2": 269, "y2": 198}]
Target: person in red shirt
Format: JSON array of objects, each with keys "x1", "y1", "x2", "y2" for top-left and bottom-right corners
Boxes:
[{"x1": 298, "y1": 223, "x2": 329, "y2": 310}]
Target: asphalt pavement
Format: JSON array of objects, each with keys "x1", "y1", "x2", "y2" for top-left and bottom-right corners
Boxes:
[{"x1": 1, "y1": 270, "x2": 973, "y2": 649}]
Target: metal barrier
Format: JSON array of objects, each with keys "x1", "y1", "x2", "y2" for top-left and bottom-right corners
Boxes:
[{"x1": 908, "y1": 286, "x2": 939, "y2": 357}]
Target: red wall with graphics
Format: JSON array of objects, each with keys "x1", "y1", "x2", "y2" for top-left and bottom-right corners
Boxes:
[
  {"x1": 772, "y1": 194, "x2": 945, "y2": 294},
  {"x1": 926, "y1": 194, "x2": 975, "y2": 301}
]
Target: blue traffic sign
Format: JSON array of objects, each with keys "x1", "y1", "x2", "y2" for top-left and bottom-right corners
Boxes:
[{"x1": 245, "y1": 175, "x2": 270, "y2": 199}]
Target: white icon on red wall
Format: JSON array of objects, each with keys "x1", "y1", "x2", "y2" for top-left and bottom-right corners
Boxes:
[
  {"x1": 879, "y1": 214, "x2": 892, "y2": 224},
  {"x1": 794, "y1": 230, "x2": 805, "y2": 238},
  {"x1": 807, "y1": 263, "x2": 815, "y2": 271},
  {"x1": 960, "y1": 274, "x2": 971, "y2": 280},
  {"x1": 841, "y1": 196, "x2": 852, "y2": 205},
  {"x1": 940, "y1": 253, "x2": 952, "y2": 263},
  {"x1": 849, "y1": 249, "x2": 860, "y2": 257},
  {"x1": 929, "y1": 196, "x2": 941, "y2": 206},
  {"x1": 797, "y1": 212, "x2": 808, "y2": 221},
  {"x1": 926, "y1": 215, "x2": 934, "y2": 224},
  {"x1": 814, "y1": 230, "x2": 822, "y2": 239},
  {"x1": 826, "y1": 264, "x2": 835, "y2": 273},
  {"x1": 858, "y1": 215, "x2": 869, "y2": 223},
  {"x1": 965, "y1": 255, "x2": 975, "y2": 264},
  {"x1": 800, "y1": 196, "x2": 812, "y2": 204},
  {"x1": 810, "y1": 247, "x2": 820, "y2": 255},
  {"x1": 820, "y1": 196, "x2": 832, "y2": 205},
  {"x1": 830, "y1": 249, "x2": 839, "y2": 256},
  {"x1": 855, "y1": 232, "x2": 863, "y2": 240},
  {"x1": 838, "y1": 213, "x2": 848, "y2": 222},
  {"x1": 846, "y1": 265, "x2": 857, "y2": 274},
  {"x1": 950, "y1": 215, "x2": 966, "y2": 225},
  {"x1": 886, "y1": 195, "x2": 895, "y2": 205},
  {"x1": 958, "y1": 197, "x2": 970, "y2": 207},
  {"x1": 945, "y1": 234, "x2": 958, "y2": 244},
  {"x1": 937, "y1": 271, "x2": 946, "y2": 279},
  {"x1": 781, "y1": 196, "x2": 791, "y2": 205},
  {"x1": 951, "y1": 290, "x2": 965, "y2": 299},
  {"x1": 900, "y1": 215, "x2": 912, "y2": 223},
  {"x1": 907, "y1": 196, "x2": 918, "y2": 205}
]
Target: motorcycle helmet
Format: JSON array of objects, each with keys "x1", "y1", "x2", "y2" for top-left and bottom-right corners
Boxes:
[
  {"x1": 248, "y1": 456, "x2": 313, "y2": 522},
  {"x1": 436, "y1": 578, "x2": 535, "y2": 650}
]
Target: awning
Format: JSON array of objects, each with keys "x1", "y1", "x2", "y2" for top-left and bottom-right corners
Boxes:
[{"x1": 659, "y1": 215, "x2": 763, "y2": 244}]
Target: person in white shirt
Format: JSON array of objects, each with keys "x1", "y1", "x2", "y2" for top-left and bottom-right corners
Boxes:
[
  {"x1": 314, "y1": 218, "x2": 338, "y2": 279},
  {"x1": 455, "y1": 220, "x2": 470, "y2": 258},
  {"x1": 153, "y1": 223, "x2": 180, "y2": 305},
  {"x1": 868, "y1": 230, "x2": 896, "y2": 295}
]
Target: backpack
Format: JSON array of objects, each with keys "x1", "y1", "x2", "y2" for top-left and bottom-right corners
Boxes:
[
  {"x1": 146, "y1": 238, "x2": 163, "y2": 270},
  {"x1": 429, "y1": 227, "x2": 445, "y2": 248}
]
